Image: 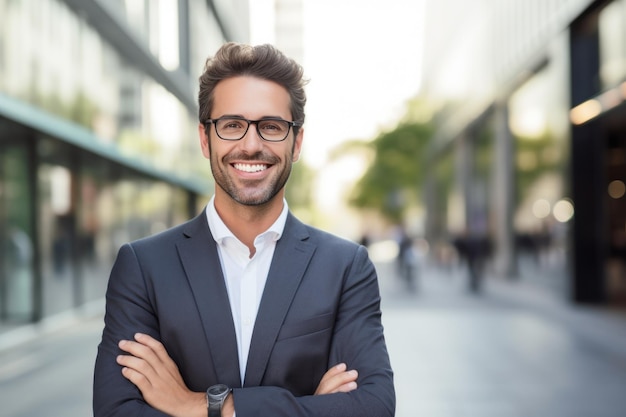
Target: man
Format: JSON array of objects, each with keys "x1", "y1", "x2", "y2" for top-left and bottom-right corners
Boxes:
[{"x1": 93, "y1": 42, "x2": 395, "y2": 417}]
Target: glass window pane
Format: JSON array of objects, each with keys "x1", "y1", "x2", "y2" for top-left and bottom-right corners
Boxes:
[{"x1": 0, "y1": 133, "x2": 35, "y2": 323}]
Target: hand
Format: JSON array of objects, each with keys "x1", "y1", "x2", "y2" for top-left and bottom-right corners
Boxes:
[
  {"x1": 315, "y1": 363, "x2": 358, "y2": 395},
  {"x1": 117, "y1": 333, "x2": 206, "y2": 417}
]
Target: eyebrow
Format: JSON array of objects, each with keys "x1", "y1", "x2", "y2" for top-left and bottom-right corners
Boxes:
[{"x1": 216, "y1": 114, "x2": 288, "y2": 120}]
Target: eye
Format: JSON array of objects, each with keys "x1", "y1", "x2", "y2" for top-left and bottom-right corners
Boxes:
[
  {"x1": 259, "y1": 120, "x2": 287, "y2": 133},
  {"x1": 220, "y1": 119, "x2": 246, "y2": 130}
]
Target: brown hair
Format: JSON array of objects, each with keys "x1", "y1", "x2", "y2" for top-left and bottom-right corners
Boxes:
[{"x1": 198, "y1": 43, "x2": 307, "y2": 130}]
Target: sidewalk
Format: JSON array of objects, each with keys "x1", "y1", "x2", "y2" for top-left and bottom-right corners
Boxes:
[
  {"x1": 2, "y1": 257, "x2": 626, "y2": 417},
  {"x1": 0, "y1": 298, "x2": 104, "y2": 352},
  {"x1": 376, "y1": 259, "x2": 626, "y2": 417}
]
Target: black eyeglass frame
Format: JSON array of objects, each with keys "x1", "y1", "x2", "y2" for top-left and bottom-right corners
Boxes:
[{"x1": 204, "y1": 116, "x2": 302, "y2": 142}]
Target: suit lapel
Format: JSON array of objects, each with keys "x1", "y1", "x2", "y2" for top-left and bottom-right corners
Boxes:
[
  {"x1": 244, "y1": 214, "x2": 315, "y2": 387},
  {"x1": 176, "y1": 214, "x2": 242, "y2": 387}
]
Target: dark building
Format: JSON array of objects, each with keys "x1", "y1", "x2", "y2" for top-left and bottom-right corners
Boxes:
[{"x1": 422, "y1": 0, "x2": 626, "y2": 307}]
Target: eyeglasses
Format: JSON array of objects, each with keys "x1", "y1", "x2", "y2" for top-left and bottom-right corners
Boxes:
[{"x1": 205, "y1": 116, "x2": 301, "y2": 142}]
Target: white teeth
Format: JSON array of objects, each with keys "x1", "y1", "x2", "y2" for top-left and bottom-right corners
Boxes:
[{"x1": 234, "y1": 163, "x2": 268, "y2": 173}]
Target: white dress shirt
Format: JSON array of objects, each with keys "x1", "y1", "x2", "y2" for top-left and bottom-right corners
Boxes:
[{"x1": 205, "y1": 196, "x2": 288, "y2": 385}]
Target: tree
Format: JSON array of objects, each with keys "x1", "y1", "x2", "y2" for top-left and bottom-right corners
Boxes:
[
  {"x1": 335, "y1": 107, "x2": 433, "y2": 223},
  {"x1": 285, "y1": 160, "x2": 315, "y2": 215}
]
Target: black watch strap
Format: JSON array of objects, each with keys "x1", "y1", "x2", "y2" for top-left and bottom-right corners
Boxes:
[
  {"x1": 207, "y1": 384, "x2": 231, "y2": 417},
  {"x1": 208, "y1": 402, "x2": 221, "y2": 417}
]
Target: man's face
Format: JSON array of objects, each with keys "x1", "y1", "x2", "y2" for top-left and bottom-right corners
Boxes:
[{"x1": 199, "y1": 76, "x2": 303, "y2": 207}]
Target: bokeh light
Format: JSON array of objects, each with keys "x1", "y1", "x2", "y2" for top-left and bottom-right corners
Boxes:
[
  {"x1": 553, "y1": 199, "x2": 574, "y2": 222},
  {"x1": 608, "y1": 180, "x2": 625, "y2": 199}
]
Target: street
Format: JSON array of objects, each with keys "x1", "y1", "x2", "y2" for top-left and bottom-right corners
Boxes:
[
  {"x1": 0, "y1": 314, "x2": 101, "y2": 417},
  {"x1": 379, "y1": 260, "x2": 626, "y2": 417},
  {"x1": 1, "y1": 260, "x2": 626, "y2": 417}
]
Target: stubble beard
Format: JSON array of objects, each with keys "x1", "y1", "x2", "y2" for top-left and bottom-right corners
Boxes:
[{"x1": 210, "y1": 150, "x2": 293, "y2": 207}]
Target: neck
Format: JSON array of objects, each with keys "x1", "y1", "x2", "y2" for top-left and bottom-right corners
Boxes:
[{"x1": 214, "y1": 194, "x2": 284, "y2": 254}]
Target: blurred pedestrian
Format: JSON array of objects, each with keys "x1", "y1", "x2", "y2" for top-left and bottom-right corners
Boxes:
[
  {"x1": 396, "y1": 227, "x2": 417, "y2": 291},
  {"x1": 93, "y1": 42, "x2": 394, "y2": 417},
  {"x1": 453, "y1": 231, "x2": 491, "y2": 293}
]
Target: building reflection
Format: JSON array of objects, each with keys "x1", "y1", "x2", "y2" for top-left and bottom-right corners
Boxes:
[{"x1": 0, "y1": 0, "x2": 248, "y2": 327}]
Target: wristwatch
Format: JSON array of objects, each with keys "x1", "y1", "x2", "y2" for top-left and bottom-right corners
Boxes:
[{"x1": 207, "y1": 383, "x2": 232, "y2": 417}]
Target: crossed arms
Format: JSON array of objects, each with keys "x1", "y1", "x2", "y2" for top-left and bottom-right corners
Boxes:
[
  {"x1": 117, "y1": 333, "x2": 359, "y2": 417},
  {"x1": 93, "y1": 234, "x2": 395, "y2": 417}
]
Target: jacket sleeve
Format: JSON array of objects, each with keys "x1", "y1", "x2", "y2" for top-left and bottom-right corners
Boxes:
[
  {"x1": 93, "y1": 244, "x2": 170, "y2": 417},
  {"x1": 232, "y1": 245, "x2": 396, "y2": 417}
]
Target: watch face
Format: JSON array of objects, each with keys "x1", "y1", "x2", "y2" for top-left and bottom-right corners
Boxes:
[{"x1": 208, "y1": 384, "x2": 230, "y2": 399}]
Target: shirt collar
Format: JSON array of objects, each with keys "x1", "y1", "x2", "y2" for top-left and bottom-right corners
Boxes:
[{"x1": 205, "y1": 196, "x2": 288, "y2": 245}]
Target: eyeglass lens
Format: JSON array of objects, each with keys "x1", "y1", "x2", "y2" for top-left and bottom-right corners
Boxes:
[{"x1": 215, "y1": 118, "x2": 291, "y2": 141}]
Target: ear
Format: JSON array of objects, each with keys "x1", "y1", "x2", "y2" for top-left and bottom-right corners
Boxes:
[
  {"x1": 292, "y1": 127, "x2": 304, "y2": 162},
  {"x1": 198, "y1": 123, "x2": 210, "y2": 159}
]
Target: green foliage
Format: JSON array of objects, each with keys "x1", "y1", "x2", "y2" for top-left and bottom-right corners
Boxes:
[
  {"x1": 285, "y1": 159, "x2": 314, "y2": 210},
  {"x1": 29, "y1": 90, "x2": 98, "y2": 130},
  {"x1": 1, "y1": 146, "x2": 33, "y2": 233},
  {"x1": 515, "y1": 131, "x2": 565, "y2": 202},
  {"x1": 118, "y1": 129, "x2": 162, "y2": 156},
  {"x1": 347, "y1": 120, "x2": 433, "y2": 223},
  {"x1": 69, "y1": 93, "x2": 98, "y2": 128}
]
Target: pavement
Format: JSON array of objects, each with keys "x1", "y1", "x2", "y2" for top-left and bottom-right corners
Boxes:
[
  {"x1": 1, "y1": 258, "x2": 626, "y2": 417},
  {"x1": 377, "y1": 259, "x2": 626, "y2": 417}
]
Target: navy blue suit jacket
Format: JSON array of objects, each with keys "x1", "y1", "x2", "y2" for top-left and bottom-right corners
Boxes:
[{"x1": 93, "y1": 212, "x2": 395, "y2": 416}]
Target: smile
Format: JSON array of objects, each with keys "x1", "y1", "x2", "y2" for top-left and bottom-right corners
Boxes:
[{"x1": 233, "y1": 163, "x2": 268, "y2": 173}]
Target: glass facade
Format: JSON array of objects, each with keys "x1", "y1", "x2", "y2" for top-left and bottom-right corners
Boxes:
[
  {"x1": 598, "y1": 0, "x2": 626, "y2": 305},
  {"x1": 0, "y1": 0, "x2": 238, "y2": 326},
  {"x1": 0, "y1": 117, "x2": 199, "y2": 324},
  {"x1": 599, "y1": 0, "x2": 626, "y2": 89},
  {"x1": 421, "y1": 0, "x2": 626, "y2": 304},
  {"x1": 0, "y1": 0, "x2": 208, "y2": 179},
  {"x1": 508, "y1": 34, "x2": 572, "y2": 297},
  {"x1": 0, "y1": 125, "x2": 35, "y2": 322}
]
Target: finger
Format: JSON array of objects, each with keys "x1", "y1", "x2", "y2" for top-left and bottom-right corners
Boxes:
[
  {"x1": 117, "y1": 353, "x2": 149, "y2": 372},
  {"x1": 334, "y1": 380, "x2": 358, "y2": 393},
  {"x1": 124, "y1": 334, "x2": 187, "y2": 391},
  {"x1": 118, "y1": 351, "x2": 179, "y2": 401},
  {"x1": 315, "y1": 363, "x2": 346, "y2": 393},
  {"x1": 330, "y1": 369, "x2": 358, "y2": 389},
  {"x1": 118, "y1": 338, "x2": 149, "y2": 356},
  {"x1": 137, "y1": 336, "x2": 185, "y2": 383},
  {"x1": 133, "y1": 333, "x2": 163, "y2": 353},
  {"x1": 119, "y1": 333, "x2": 161, "y2": 357},
  {"x1": 117, "y1": 339, "x2": 162, "y2": 383},
  {"x1": 118, "y1": 337, "x2": 163, "y2": 365},
  {"x1": 316, "y1": 368, "x2": 358, "y2": 395},
  {"x1": 319, "y1": 363, "x2": 347, "y2": 384},
  {"x1": 119, "y1": 359, "x2": 152, "y2": 392},
  {"x1": 117, "y1": 352, "x2": 158, "y2": 383},
  {"x1": 133, "y1": 333, "x2": 179, "y2": 372}
]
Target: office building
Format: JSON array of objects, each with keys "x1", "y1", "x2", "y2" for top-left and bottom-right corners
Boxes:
[
  {"x1": 0, "y1": 0, "x2": 248, "y2": 326},
  {"x1": 422, "y1": 0, "x2": 626, "y2": 306}
]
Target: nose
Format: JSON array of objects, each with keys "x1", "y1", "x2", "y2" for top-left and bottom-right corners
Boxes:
[{"x1": 239, "y1": 122, "x2": 264, "y2": 153}]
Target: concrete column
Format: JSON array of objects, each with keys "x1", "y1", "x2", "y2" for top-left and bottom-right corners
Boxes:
[
  {"x1": 456, "y1": 132, "x2": 471, "y2": 232},
  {"x1": 492, "y1": 102, "x2": 516, "y2": 279},
  {"x1": 178, "y1": 0, "x2": 190, "y2": 74}
]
